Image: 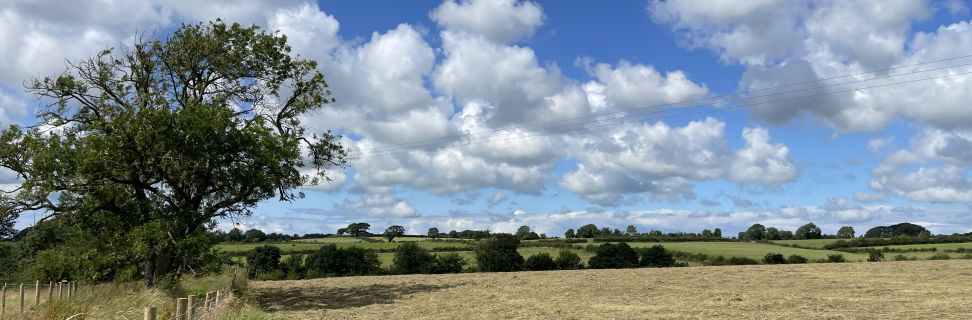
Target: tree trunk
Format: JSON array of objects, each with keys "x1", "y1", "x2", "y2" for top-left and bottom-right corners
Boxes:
[{"x1": 143, "y1": 245, "x2": 174, "y2": 288}]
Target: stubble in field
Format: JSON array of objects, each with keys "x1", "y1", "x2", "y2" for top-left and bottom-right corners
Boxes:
[{"x1": 249, "y1": 260, "x2": 972, "y2": 319}]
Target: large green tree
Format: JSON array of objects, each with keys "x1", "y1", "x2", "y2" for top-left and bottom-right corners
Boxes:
[{"x1": 0, "y1": 21, "x2": 348, "y2": 287}]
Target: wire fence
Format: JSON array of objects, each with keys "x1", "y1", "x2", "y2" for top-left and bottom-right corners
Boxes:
[{"x1": 1, "y1": 280, "x2": 80, "y2": 319}]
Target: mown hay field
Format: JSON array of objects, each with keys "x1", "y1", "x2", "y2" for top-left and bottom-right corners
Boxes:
[{"x1": 249, "y1": 260, "x2": 972, "y2": 319}]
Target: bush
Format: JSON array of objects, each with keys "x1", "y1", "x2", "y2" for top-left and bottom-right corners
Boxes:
[
  {"x1": 393, "y1": 242, "x2": 435, "y2": 274},
  {"x1": 555, "y1": 249, "x2": 583, "y2": 270},
  {"x1": 428, "y1": 253, "x2": 467, "y2": 274},
  {"x1": 524, "y1": 253, "x2": 558, "y2": 271},
  {"x1": 305, "y1": 244, "x2": 381, "y2": 277},
  {"x1": 928, "y1": 252, "x2": 951, "y2": 260},
  {"x1": 246, "y1": 245, "x2": 281, "y2": 278},
  {"x1": 893, "y1": 254, "x2": 916, "y2": 261},
  {"x1": 280, "y1": 254, "x2": 306, "y2": 280},
  {"x1": 786, "y1": 254, "x2": 808, "y2": 264},
  {"x1": 588, "y1": 243, "x2": 639, "y2": 269},
  {"x1": 827, "y1": 254, "x2": 846, "y2": 263},
  {"x1": 867, "y1": 249, "x2": 884, "y2": 262},
  {"x1": 728, "y1": 257, "x2": 759, "y2": 265},
  {"x1": 475, "y1": 234, "x2": 524, "y2": 272},
  {"x1": 763, "y1": 253, "x2": 786, "y2": 264},
  {"x1": 639, "y1": 245, "x2": 675, "y2": 268},
  {"x1": 702, "y1": 255, "x2": 728, "y2": 266}
]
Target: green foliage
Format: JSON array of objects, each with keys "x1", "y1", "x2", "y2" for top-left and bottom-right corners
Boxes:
[
  {"x1": 280, "y1": 254, "x2": 306, "y2": 280},
  {"x1": 384, "y1": 225, "x2": 405, "y2": 242},
  {"x1": 305, "y1": 244, "x2": 381, "y2": 277},
  {"x1": 524, "y1": 252, "x2": 558, "y2": 271},
  {"x1": 564, "y1": 228, "x2": 576, "y2": 239},
  {"x1": 428, "y1": 253, "x2": 467, "y2": 274},
  {"x1": 346, "y1": 223, "x2": 371, "y2": 237},
  {"x1": 227, "y1": 228, "x2": 245, "y2": 242},
  {"x1": 427, "y1": 227, "x2": 440, "y2": 239},
  {"x1": 555, "y1": 249, "x2": 583, "y2": 270},
  {"x1": 763, "y1": 253, "x2": 786, "y2": 264},
  {"x1": 475, "y1": 234, "x2": 524, "y2": 272},
  {"x1": 866, "y1": 249, "x2": 884, "y2": 262},
  {"x1": 745, "y1": 224, "x2": 767, "y2": 240},
  {"x1": 393, "y1": 242, "x2": 435, "y2": 274},
  {"x1": 766, "y1": 227, "x2": 781, "y2": 241},
  {"x1": 246, "y1": 245, "x2": 282, "y2": 278},
  {"x1": 837, "y1": 226, "x2": 855, "y2": 239},
  {"x1": 577, "y1": 224, "x2": 599, "y2": 238},
  {"x1": 786, "y1": 254, "x2": 808, "y2": 264},
  {"x1": 864, "y1": 223, "x2": 929, "y2": 238},
  {"x1": 728, "y1": 257, "x2": 759, "y2": 265},
  {"x1": 639, "y1": 245, "x2": 675, "y2": 268},
  {"x1": 244, "y1": 229, "x2": 267, "y2": 243},
  {"x1": 0, "y1": 20, "x2": 348, "y2": 287},
  {"x1": 795, "y1": 223, "x2": 822, "y2": 240},
  {"x1": 928, "y1": 252, "x2": 951, "y2": 260},
  {"x1": 827, "y1": 254, "x2": 846, "y2": 263},
  {"x1": 588, "y1": 243, "x2": 639, "y2": 269}
]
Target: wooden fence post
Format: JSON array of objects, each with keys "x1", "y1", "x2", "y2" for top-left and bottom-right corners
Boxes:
[
  {"x1": 143, "y1": 306, "x2": 157, "y2": 320},
  {"x1": 47, "y1": 281, "x2": 53, "y2": 302},
  {"x1": 1, "y1": 283, "x2": 6, "y2": 319},
  {"x1": 18, "y1": 283, "x2": 24, "y2": 314},
  {"x1": 187, "y1": 295, "x2": 196, "y2": 320},
  {"x1": 175, "y1": 298, "x2": 188, "y2": 320},
  {"x1": 67, "y1": 282, "x2": 72, "y2": 299},
  {"x1": 214, "y1": 290, "x2": 221, "y2": 305},
  {"x1": 57, "y1": 282, "x2": 63, "y2": 299},
  {"x1": 203, "y1": 292, "x2": 211, "y2": 310},
  {"x1": 33, "y1": 280, "x2": 40, "y2": 306}
]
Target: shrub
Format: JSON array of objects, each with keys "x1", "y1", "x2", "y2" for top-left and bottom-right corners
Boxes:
[
  {"x1": 892, "y1": 254, "x2": 916, "y2": 261},
  {"x1": 305, "y1": 244, "x2": 381, "y2": 277},
  {"x1": 393, "y1": 242, "x2": 435, "y2": 274},
  {"x1": 728, "y1": 257, "x2": 759, "y2": 265},
  {"x1": 867, "y1": 249, "x2": 885, "y2": 262},
  {"x1": 763, "y1": 253, "x2": 786, "y2": 264},
  {"x1": 524, "y1": 253, "x2": 558, "y2": 271},
  {"x1": 639, "y1": 245, "x2": 675, "y2": 268},
  {"x1": 428, "y1": 253, "x2": 467, "y2": 274},
  {"x1": 786, "y1": 254, "x2": 808, "y2": 264},
  {"x1": 246, "y1": 245, "x2": 281, "y2": 278},
  {"x1": 475, "y1": 234, "x2": 524, "y2": 272},
  {"x1": 280, "y1": 254, "x2": 306, "y2": 280},
  {"x1": 555, "y1": 249, "x2": 583, "y2": 270},
  {"x1": 702, "y1": 255, "x2": 728, "y2": 266},
  {"x1": 827, "y1": 254, "x2": 846, "y2": 263},
  {"x1": 928, "y1": 252, "x2": 951, "y2": 260},
  {"x1": 588, "y1": 243, "x2": 639, "y2": 269}
]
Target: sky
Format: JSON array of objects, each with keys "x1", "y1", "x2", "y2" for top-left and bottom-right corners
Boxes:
[{"x1": 4, "y1": 0, "x2": 972, "y2": 237}]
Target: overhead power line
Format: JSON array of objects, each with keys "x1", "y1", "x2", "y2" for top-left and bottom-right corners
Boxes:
[{"x1": 352, "y1": 56, "x2": 972, "y2": 159}]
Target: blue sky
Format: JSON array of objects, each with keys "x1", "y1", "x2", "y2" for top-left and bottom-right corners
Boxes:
[{"x1": 4, "y1": 0, "x2": 972, "y2": 237}]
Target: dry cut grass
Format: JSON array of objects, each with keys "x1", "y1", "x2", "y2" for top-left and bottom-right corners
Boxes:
[{"x1": 249, "y1": 259, "x2": 972, "y2": 319}]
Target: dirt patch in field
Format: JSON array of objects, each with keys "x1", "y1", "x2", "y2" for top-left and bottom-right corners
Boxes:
[{"x1": 248, "y1": 260, "x2": 972, "y2": 319}]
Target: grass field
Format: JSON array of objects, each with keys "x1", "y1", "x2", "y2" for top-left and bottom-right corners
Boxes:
[
  {"x1": 769, "y1": 239, "x2": 843, "y2": 248},
  {"x1": 248, "y1": 259, "x2": 972, "y2": 319},
  {"x1": 855, "y1": 242, "x2": 972, "y2": 251},
  {"x1": 216, "y1": 239, "x2": 472, "y2": 254},
  {"x1": 629, "y1": 241, "x2": 870, "y2": 261}
]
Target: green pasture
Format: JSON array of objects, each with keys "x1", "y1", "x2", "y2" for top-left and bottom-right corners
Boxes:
[
  {"x1": 770, "y1": 239, "x2": 844, "y2": 248},
  {"x1": 856, "y1": 242, "x2": 972, "y2": 251},
  {"x1": 628, "y1": 241, "x2": 869, "y2": 261}
]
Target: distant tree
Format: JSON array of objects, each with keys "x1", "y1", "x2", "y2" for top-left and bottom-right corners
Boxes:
[
  {"x1": 244, "y1": 228, "x2": 267, "y2": 243},
  {"x1": 713, "y1": 228, "x2": 723, "y2": 238},
  {"x1": 626, "y1": 225, "x2": 638, "y2": 236},
  {"x1": 564, "y1": 228, "x2": 576, "y2": 239},
  {"x1": 701, "y1": 229, "x2": 713, "y2": 238},
  {"x1": 384, "y1": 225, "x2": 406, "y2": 242},
  {"x1": 524, "y1": 253, "x2": 558, "y2": 271},
  {"x1": 867, "y1": 249, "x2": 885, "y2": 262},
  {"x1": 890, "y1": 223, "x2": 928, "y2": 237},
  {"x1": 745, "y1": 224, "x2": 767, "y2": 241},
  {"x1": 639, "y1": 245, "x2": 675, "y2": 268},
  {"x1": 837, "y1": 226, "x2": 855, "y2": 239},
  {"x1": 524, "y1": 231, "x2": 541, "y2": 240},
  {"x1": 577, "y1": 224, "x2": 599, "y2": 238},
  {"x1": 475, "y1": 234, "x2": 524, "y2": 272},
  {"x1": 227, "y1": 228, "x2": 245, "y2": 242},
  {"x1": 336, "y1": 228, "x2": 347, "y2": 236},
  {"x1": 555, "y1": 249, "x2": 583, "y2": 270},
  {"x1": 864, "y1": 226, "x2": 893, "y2": 238},
  {"x1": 648, "y1": 230, "x2": 663, "y2": 237},
  {"x1": 766, "y1": 227, "x2": 781, "y2": 240},
  {"x1": 246, "y1": 245, "x2": 281, "y2": 278},
  {"x1": 427, "y1": 227, "x2": 440, "y2": 239},
  {"x1": 917, "y1": 230, "x2": 931, "y2": 239},
  {"x1": 763, "y1": 253, "x2": 786, "y2": 264},
  {"x1": 448, "y1": 230, "x2": 459, "y2": 238},
  {"x1": 779, "y1": 230, "x2": 794, "y2": 240},
  {"x1": 305, "y1": 244, "x2": 381, "y2": 277},
  {"x1": 515, "y1": 225, "x2": 532, "y2": 239},
  {"x1": 795, "y1": 223, "x2": 822, "y2": 240},
  {"x1": 588, "y1": 243, "x2": 639, "y2": 269},
  {"x1": 347, "y1": 223, "x2": 371, "y2": 237},
  {"x1": 786, "y1": 254, "x2": 808, "y2": 264},
  {"x1": 280, "y1": 254, "x2": 306, "y2": 280},
  {"x1": 393, "y1": 242, "x2": 435, "y2": 274}
]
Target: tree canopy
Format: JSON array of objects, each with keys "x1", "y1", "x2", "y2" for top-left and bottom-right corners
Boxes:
[{"x1": 0, "y1": 21, "x2": 348, "y2": 287}]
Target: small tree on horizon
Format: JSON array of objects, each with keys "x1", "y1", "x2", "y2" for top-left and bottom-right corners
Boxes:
[{"x1": 384, "y1": 225, "x2": 406, "y2": 242}]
